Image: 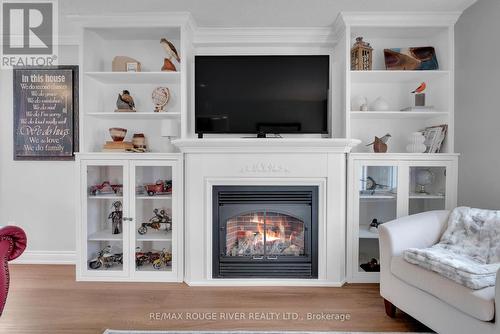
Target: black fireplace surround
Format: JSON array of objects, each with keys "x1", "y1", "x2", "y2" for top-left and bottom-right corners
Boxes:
[{"x1": 212, "y1": 186, "x2": 318, "y2": 279}]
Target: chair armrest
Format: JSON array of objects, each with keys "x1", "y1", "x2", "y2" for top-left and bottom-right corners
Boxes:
[
  {"x1": 379, "y1": 210, "x2": 449, "y2": 297},
  {"x1": 379, "y1": 210, "x2": 449, "y2": 259},
  {"x1": 496, "y1": 268, "x2": 500, "y2": 323},
  {"x1": 0, "y1": 226, "x2": 27, "y2": 261}
]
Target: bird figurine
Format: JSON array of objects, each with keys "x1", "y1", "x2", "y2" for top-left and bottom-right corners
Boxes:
[
  {"x1": 412, "y1": 82, "x2": 426, "y2": 94},
  {"x1": 362, "y1": 177, "x2": 390, "y2": 195},
  {"x1": 116, "y1": 90, "x2": 136, "y2": 112},
  {"x1": 366, "y1": 133, "x2": 391, "y2": 153},
  {"x1": 160, "y1": 38, "x2": 180, "y2": 72}
]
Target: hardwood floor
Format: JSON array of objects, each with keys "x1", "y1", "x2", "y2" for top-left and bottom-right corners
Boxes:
[{"x1": 0, "y1": 265, "x2": 430, "y2": 334}]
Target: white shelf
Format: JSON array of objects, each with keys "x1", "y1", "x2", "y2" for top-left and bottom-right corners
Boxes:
[
  {"x1": 409, "y1": 193, "x2": 445, "y2": 199},
  {"x1": 136, "y1": 194, "x2": 172, "y2": 200},
  {"x1": 351, "y1": 111, "x2": 449, "y2": 119},
  {"x1": 351, "y1": 70, "x2": 450, "y2": 83},
  {"x1": 87, "y1": 111, "x2": 180, "y2": 118},
  {"x1": 359, "y1": 226, "x2": 379, "y2": 239},
  {"x1": 135, "y1": 265, "x2": 172, "y2": 272},
  {"x1": 87, "y1": 264, "x2": 123, "y2": 272},
  {"x1": 88, "y1": 194, "x2": 123, "y2": 200},
  {"x1": 136, "y1": 230, "x2": 172, "y2": 242},
  {"x1": 360, "y1": 194, "x2": 396, "y2": 200},
  {"x1": 88, "y1": 229, "x2": 123, "y2": 241},
  {"x1": 85, "y1": 71, "x2": 180, "y2": 84}
]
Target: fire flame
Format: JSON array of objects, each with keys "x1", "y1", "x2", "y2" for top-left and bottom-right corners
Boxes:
[{"x1": 250, "y1": 214, "x2": 289, "y2": 243}]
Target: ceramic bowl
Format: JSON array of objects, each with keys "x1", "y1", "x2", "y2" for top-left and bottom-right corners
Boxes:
[{"x1": 109, "y1": 127, "x2": 127, "y2": 142}]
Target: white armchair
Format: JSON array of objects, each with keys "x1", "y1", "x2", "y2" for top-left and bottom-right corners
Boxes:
[{"x1": 379, "y1": 210, "x2": 498, "y2": 334}]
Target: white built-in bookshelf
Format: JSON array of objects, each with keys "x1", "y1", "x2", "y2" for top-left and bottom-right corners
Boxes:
[
  {"x1": 71, "y1": 14, "x2": 193, "y2": 282},
  {"x1": 75, "y1": 16, "x2": 193, "y2": 153},
  {"x1": 334, "y1": 13, "x2": 457, "y2": 153},
  {"x1": 334, "y1": 12, "x2": 460, "y2": 283}
]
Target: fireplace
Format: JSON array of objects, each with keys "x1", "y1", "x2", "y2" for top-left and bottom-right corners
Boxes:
[{"x1": 212, "y1": 186, "x2": 318, "y2": 278}]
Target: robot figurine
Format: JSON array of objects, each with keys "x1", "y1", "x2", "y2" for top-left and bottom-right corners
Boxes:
[{"x1": 108, "y1": 201, "x2": 123, "y2": 235}]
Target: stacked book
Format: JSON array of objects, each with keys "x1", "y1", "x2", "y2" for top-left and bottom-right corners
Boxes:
[
  {"x1": 102, "y1": 141, "x2": 133, "y2": 152},
  {"x1": 423, "y1": 124, "x2": 448, "y2": 153}
]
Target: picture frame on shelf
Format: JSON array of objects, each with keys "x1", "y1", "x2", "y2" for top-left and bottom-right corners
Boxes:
[
  {"x1": 384, "y1": 47, "x2": 439, "y2": 71},
  {"x1": 126, "y1": 62, "x2": 140, "y2": 72},
  {"x1": 422, "y1": 124, "x2": 447, "y2": 153}
]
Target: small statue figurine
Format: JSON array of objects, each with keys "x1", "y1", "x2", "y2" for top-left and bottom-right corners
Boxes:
[
  {"x1": 108, "y1": 201, "x2": 123, "y2": 235},
  {"x1": 361, "y1": 176, "x2": 389, "y2": 195},
  {"x1": 366, "y1": 133, "x2": 391, "y2": 153},
  {"x1": 369, "y1": 218, "x2": 382, "y2": 233},
  {"x1": 411, "y1": 82, "x2": 427, "y2": 107},
  {"x1": 115, "y1": 90, "x2": 136, "y2": 112},
  {"x1": 160, "y1": 38, "x2": 180, "y2": 72}
]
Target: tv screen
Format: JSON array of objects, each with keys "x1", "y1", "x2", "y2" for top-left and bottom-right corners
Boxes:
[{"x1": 195, "y1": 55, "x2": 329, "y2": 135}]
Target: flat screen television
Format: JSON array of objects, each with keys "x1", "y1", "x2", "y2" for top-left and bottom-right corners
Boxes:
[{"x1": 195, "y1": 55, "x2": 329, "y2": 137}]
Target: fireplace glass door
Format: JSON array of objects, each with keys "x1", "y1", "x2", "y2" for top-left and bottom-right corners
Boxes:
[
  {"x1": 225, "y1": 211, "x2": 305, "y2": 258},
  {"x1": 213, "y1": 186, "x2": 318, "y2": 279}
]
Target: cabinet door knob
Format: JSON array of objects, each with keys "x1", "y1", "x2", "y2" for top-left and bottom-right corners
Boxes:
[{"x1": 123, "y1": 217, "x2": 133, "y2": 222}]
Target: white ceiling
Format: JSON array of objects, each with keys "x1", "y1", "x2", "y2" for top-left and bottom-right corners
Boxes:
[{"x1": 62, "y1": 0, "x2": 477, "y2": 28}]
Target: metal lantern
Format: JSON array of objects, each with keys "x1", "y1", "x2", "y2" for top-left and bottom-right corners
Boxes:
[{"x1": 351, "y1": 37, "x2": 373, "y2": 71}]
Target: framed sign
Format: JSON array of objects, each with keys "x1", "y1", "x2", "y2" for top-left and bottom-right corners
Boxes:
[{"x1": 13, "y1": 66, "x2": 79, "y2": 160}]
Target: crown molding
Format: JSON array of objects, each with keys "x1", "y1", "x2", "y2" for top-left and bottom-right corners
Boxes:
[
  {"x1": 193, "y1": 27, "x2": 336, "y2": 47},
  {"x1": 338, "y1": 11, "x2": 461, "y2": 27},
  {"x1": 66, "y1": 12, "x2": 197, "y2": 31}
]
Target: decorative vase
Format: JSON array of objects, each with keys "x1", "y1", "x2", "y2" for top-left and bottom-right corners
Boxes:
[
  {"x1": 351, "y1": 95, "x2": 368, "y2": 111},
  {"x1": 372, "y1": 96, "x2": 390, "y2": 111},
  {"x1": 109, "y1": 127, "x2": 127, "y2": 142},
  {"x1": 132, "y1": 133, "x2": 146, "y2": 149},
  {"x1": 406, "y1": 132, "x2": 427, "y2": 153}
]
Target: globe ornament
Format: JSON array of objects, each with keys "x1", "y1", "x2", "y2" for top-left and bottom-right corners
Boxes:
[
  {"x1": 152, "y1": 87, "x2": 170, "y2": 112},
  {"x1": 416, "y1": 169, "x2": 434, "y2": 194}
]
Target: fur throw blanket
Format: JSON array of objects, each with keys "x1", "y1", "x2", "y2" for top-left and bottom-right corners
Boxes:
[{"x1": 404, "y1": 207, "x2": 500, "y2": 289}]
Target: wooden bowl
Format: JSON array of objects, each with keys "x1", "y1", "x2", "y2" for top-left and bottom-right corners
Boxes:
[{"x1": 109, "y1": 127, "x2": 127, "y2": 142}]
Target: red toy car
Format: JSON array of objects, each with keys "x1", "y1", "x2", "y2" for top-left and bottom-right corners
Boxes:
[
  {"x1": 144, "y1": 180, "x2": 172, "y2": 196},
  {"x1": 90, "y1": 181, "x2": 123, "y2": 196}
]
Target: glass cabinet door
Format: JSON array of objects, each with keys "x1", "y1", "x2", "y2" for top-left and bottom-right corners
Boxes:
[
  {"x1": 409, "y1": 166, "x2": 447, "y2": 215},
  {"x1": 357, "y1": 165, "x2": 398, "y2": 274},
  {"x1": 85, "y1": 162, "x2": 128, "y2": 276},
  {"x1": 132, "y1": 162, "x2": 174, "y2": 275}
]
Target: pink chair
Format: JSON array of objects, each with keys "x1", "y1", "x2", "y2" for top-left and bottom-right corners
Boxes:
[{"x1": 0, "y1": 226, "x2": 27, "y2": 316}]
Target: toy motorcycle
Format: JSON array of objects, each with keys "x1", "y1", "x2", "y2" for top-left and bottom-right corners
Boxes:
[
  {"x1": 137, "y1": 208, "x2": 172, "y2": 235},
  {"x1": 135, "y1": 247, "x2": 157, "y2": 267},
  {"x1": 135, "y1": 247, "x2": 172, "y2": 270},
  {"x1": 152, "y1": 248, "x2": 172, "y2": 270},
  {"x1": 89, "y1": 245, "x2": 123, "y2": 269}
]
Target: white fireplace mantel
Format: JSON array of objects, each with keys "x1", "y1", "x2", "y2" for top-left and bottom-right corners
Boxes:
[
  {"x1": 178, "y1": 137, "x2": 360, "y2": 286},
  {"x1": 172, "y1": 138, "x2": 361, "y2": 153}
]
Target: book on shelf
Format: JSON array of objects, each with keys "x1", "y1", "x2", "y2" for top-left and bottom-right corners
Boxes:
[{"x1": 102, "y1": 141, "x2": 133, "y2": 152}]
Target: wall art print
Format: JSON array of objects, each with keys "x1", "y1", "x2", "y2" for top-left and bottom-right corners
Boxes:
[{"x1": 13, "y1": 66, "x2": 79, "y2": 160}]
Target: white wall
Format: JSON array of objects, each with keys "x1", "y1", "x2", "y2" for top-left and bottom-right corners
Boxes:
[
  {"x1": 455, "y1": 0, "x2": 500, "y2": 209},
  {"x1": 0, "y1": 45, "x2": 79, "y2": 259}
]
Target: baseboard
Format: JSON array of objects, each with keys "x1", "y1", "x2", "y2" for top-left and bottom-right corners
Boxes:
[
  {"x1": 184, "y1": 279, "x2": 346, "y2": 287},
  {"x1": 11, "y1": 250, "x2": 76, "y2": 265}
]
